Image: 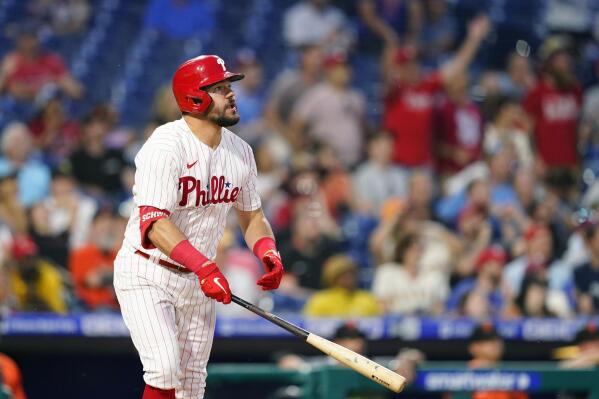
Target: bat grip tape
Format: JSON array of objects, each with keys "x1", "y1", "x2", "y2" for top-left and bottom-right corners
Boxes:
[{"x1": 231, "y1": 294, "x2": 309, "y2": 340}]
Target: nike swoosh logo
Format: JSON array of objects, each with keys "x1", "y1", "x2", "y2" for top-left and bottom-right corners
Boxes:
[
  {"x1": 186, "y1": 160, "x2": 198, "y2": 169},
  {"x1": 214, "y1": 277, "x2": 227, "y2": 293}
]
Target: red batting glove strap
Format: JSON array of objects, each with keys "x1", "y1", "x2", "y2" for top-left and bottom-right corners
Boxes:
[
  {"x1": 169, "y1": 240, "x2": 210, "y2": 275},
  {"x1": 253, "y1": 237, "x2": 278, "y2": 263}
]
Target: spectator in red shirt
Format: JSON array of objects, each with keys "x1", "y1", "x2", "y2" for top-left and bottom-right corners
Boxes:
[
  {"x1": 437, "y1": 72, "x2": 483, "y2": 175},
  {"x1": 382, "y1": 15, "x2": 490, "y2": 168},
  {"x1": 0, "y1": 28, "x2": 83, "y2": 101},
  {"x1": 523, "y1": 36, "x2": 581, "y2": 170}
]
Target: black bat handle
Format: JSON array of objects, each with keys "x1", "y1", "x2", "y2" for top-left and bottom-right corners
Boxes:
[{"x1": 231, "y1": 294, "x2": 309, "y2": 340}]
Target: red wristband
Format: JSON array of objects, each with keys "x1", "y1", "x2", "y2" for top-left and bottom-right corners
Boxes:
[
  {"x1": 170, "y1": 240, "x2": 211, "y2": 275},
  {"x1": 252, "y1": 237, "x2": 277, "y2": 259}
]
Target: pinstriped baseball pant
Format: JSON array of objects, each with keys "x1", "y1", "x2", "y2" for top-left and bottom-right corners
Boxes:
[{"x1": 114, "y1": 250, "x2": 215, "y2": 399}]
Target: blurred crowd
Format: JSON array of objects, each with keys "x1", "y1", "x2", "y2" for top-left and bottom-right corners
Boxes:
[{"x1": 1, "y1": 0, "x2": 599, "y2": 324}]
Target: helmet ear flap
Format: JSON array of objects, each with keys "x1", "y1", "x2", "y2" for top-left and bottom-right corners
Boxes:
[{"x1": 187, "y1": 90, "x2": 213, "y2": 114}]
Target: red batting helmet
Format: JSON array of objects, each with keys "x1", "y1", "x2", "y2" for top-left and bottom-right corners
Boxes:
[{"x1": 172, "y1": 55, "x2": 244, "y2": 115}]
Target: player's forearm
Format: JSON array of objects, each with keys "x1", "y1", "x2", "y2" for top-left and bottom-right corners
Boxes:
[
  {"x1": 238, "y1": 208, "x2": 284, "y2": 289},
  {"x1": 148, "y1": 218, "x2": 215, "y2": 276},
  {"x1": 242, "y1": 211, "x2": 275, "y2": 251},
  {"x1": 148, "y1": 218, "x2": 187, "y2": 257}
]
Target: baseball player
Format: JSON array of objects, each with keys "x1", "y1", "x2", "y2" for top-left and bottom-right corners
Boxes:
[{"x1": 113, "y1": 55, "x2": 285, "y2": 399}]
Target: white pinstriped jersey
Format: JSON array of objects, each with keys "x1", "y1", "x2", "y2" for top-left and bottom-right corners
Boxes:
[{"x1": 121, "y1": 118, "x2": 261, "y2": 263}]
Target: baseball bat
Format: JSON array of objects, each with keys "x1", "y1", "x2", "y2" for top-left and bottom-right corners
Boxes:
[
  {"x1": 552, "y1": 345, "x2": 579, "y2": 359},
  {"x1": 231, "y1": 294, "x2": 407, "y2": 393}
]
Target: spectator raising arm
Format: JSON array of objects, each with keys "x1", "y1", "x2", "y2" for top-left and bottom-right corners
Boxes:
[
  {"x1": 381, "y1": 15, "x2": 489, "y2": 88},
  {"x1": 440, "y1": 15, "x2": 491, "y2": 84},
  {"x1": 357, "y1": 0, "x2": 400, "y2": 45}
]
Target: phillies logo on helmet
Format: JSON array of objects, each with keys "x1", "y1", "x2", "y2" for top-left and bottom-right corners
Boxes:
[
  {"x1": 178, "y1": 175, "x2": 240, "y2": 207},
  {"x1": 172, "y1": 55, "x2": 244, "y2": 115},
  {"x1": 216, "y1": 57, "x2": 226, "y2": 71}
]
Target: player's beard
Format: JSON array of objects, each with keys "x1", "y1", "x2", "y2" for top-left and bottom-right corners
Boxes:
[
  {"x1": 209, "y1": 103, "x2": 240, "y2": 127},
  {"x1": 211, "y1": 113, "x2": 240, "y2": 127}
]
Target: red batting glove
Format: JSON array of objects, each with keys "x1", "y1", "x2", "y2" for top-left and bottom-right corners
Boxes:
[
  {"x1": 253, "y1": 237, "x2": 284, "y2": 291},
  {"x1": 169, "y1": 240, "x2": 232, "y2": 304},
  {"x1": 256, "y1": 251, "x2": 284, "y2": 290},
  {"x1": 196, "y1": 261, "x2": 232, "y2": 304}
]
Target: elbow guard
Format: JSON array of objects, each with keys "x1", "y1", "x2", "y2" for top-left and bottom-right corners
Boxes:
[{"x1": 139, "y1": 206, "x2": 170, "y2": 249}]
